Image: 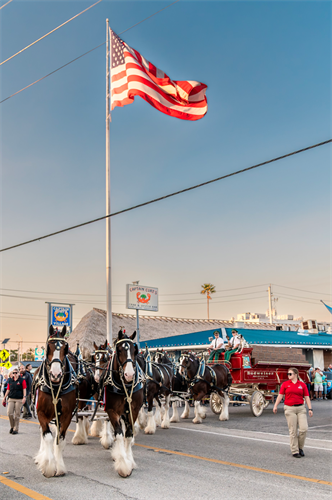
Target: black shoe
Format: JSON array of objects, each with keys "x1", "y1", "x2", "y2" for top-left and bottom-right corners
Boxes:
[
  {"x1": 292, "y1": 453, "x2": 302, "y2": 458},
  {"x1": 299, "y1": 449, "x2": 305, "y2": 457},
  {"x1": 9, "y1": 428, "x2": 13, "y2": 434},
  {"x1": 12, "y1": 430, "x2": 18, "y2": 435}
]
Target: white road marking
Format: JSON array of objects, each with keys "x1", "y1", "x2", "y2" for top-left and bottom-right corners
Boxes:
[
  {"x1": 308, "y1": 424, "x2": 332, "y2": 429},
  {"x1": 170, "y1": 426, "x2": 332, "y2": 451}
]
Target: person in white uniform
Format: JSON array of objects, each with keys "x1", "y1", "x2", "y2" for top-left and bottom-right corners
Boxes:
[
  {"x1": 224, "y1": 329, "x2": 241, "y2": 363},
  {"x1": 208, "y1": 331, "x2": 225, "y2": 362}
]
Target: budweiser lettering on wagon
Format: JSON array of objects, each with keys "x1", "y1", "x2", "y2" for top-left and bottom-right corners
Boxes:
[
  {"x1": 110, "y1": 29, "x2": 208, "y2": 121},
  {"x1": 126, "y1": 285, "x2": 159, "y2": 312}
]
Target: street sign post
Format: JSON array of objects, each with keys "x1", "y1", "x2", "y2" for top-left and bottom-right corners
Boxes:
[{"x1": 126, "y1": 285, "x2": 159, "y2": 349}]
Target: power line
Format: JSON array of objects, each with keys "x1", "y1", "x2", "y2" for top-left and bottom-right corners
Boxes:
[
  {"x1": 161, "y1": 284, "x2": 268, "y2": 296},
  {"x1": 272, "y1": 283, "x2": 332, "y2": 296},
  {"x1": 160, "y1": 290, "x2": 268, "y2": 303},
  {"x1": 0, "y1": 0, "x2": 103, "y2": 66},
  {"x1": 0, "y1": 0, "x2": 14, "y2": 11},
  {"x1": 1, "y1": 139, "x2": 331, "y2": 253},
  {"x1": 160, "y1": 296, "x2": 267, "y2": 306},
  {"x1": 0, "y1": 283, "x2": 267, "y2": 298},
  {"x1": 0, "y1": 0, "x2": 180, "y2": 104}
]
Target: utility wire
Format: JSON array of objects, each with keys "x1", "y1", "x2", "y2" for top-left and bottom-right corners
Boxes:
[
  {"x1": 0, "y1": 0, "x2": 180, "y2": 104},
  {"x1": 272, "y1": 283, "x2": 332, "y2": 296},
  {"x1": 0, "y1": 0, "x2": 103, "y2": 66},
  {"x1": 0, "y1": 0, "x2": 13, "y2": 11},
  {"x1": 1, "y1": 139, "x2": 331, "y2": 253}
]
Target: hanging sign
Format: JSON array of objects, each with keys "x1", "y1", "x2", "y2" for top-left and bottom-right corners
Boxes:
[
  {"x1": 51, "y1": 306, "x2": 71, "y2": 327},
  {"x1": 126, "y1": 285, "x2": 158, "y2": 312},
  {"x1": 35, "y1": 347, "x2": 45, "y2": 361}
]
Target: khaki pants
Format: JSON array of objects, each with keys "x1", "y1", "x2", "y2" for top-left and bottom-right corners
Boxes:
[
  {"x1": 7, "y1": 398, "x2": 23, "y2": 431},
  {"x1": 284, "y1": 404, "x2": 308, "y2": 454}
]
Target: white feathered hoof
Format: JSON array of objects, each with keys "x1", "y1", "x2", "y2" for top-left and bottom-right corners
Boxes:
[
  {"x1": 198, "y1": 407, "x2": 207, "y2": 419},
  {"x1": 138, "y1": 408, "x2": 147, "y2": 430},
  {"x1": 144, "y1": 411, "x2": 156, "y2": 435},
  {"x1": 170, "y1": 402, "x2": 180, "y2": 423},
  {"x1": 192, "y1": 416, "x2": 202, "y2": 424},
  {"x1": 90, "y1": 419, "x2": 103, "y2": 437},
  {"x1": 111, "y1": 435, "x2": 133, "y2": 478},
  {"x1": 133, "y1": 421, "x2": 140, "y2": 437},
  {"x1": 181, "y1": 402, "x2": 190, "y2": 419},
  {"x1": 154, "y1": 406, "x2": 162, "y2": 427},
  {"x1": 71, "y1": 423, "x2": 88, "y2": 445}
]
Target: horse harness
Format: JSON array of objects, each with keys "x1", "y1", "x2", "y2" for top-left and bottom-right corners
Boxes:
[
  {"x1": 32, "y1": 337, "x2": 79, "y2": 444},
  {"x1": 102, "y1": 338, "x2": 145, "y2": 429},
  {"x1": 181, "y1": 354, "x2": 230, "y2": 393}
]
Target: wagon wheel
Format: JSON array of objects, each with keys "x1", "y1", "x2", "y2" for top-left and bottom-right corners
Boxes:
[
  {"x1": 210, "y1": 392, "x2": 222, "y2": 415},
  {"x1": 249, "y1": 390, "x2": 265, "y2": 417},
  {"x1": 263, "y1": 399, "x2": 270, "y2": 409}
]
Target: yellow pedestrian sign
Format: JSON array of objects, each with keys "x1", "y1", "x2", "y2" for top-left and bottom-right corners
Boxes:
[
  {"x1": 4, "y1": 361, "x2": 12, "y2": 369},
  {"x1": 0, "y1": 349, "x2": 9, "y2": 361}
]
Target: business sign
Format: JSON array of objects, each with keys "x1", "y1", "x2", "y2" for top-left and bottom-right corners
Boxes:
[
  {"x1": 35, "y1": 347, "x2": 45, "y2": 361},
  {"x1": 126, "y1": 285, "x2": 158, "y2": 312},
  {"x1": 51, "y1": 306, "x2": 71, "y2": 327}
]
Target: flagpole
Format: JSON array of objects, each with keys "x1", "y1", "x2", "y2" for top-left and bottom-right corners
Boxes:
[{"x1": 106, "y1": 19, "x2": 112, "y2": 345}]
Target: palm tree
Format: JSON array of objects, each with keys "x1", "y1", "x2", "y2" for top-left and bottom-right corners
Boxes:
[{"x1": 201, "y1": 283, "x2": 216, "y2": 320}]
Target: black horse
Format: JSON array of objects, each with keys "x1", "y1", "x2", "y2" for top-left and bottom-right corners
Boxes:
[
  {"x1": 70, "y1": 343, "x2": 96, "y2": 446},
  {"x1": 89, "y1": 340, "x2": 113, "y2": 448},
  {"x1": 33, "y1": 326, "x2": 77, "y2": 477},
  {"x1": 179, "y1": 351, "x2": 232, "y2": 423},
  {"x1": 137, "y1": 348, "x2": 174, "y2": 434},
  {"x1": 154, "y1": 350, "x2": 190, "y2": 423},
  {"x1": 102, "y1": 329, "x2": 144, "y2": 477}
]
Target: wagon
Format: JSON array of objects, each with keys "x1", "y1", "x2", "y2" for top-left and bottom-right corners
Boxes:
[{"x1": 208, "y1": 343, "x2": 311, "y2": 417}]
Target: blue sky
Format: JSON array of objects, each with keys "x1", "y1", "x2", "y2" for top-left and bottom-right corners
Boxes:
[{"x1": 0, "y1": 1, "x2": 331, "y2": 350}]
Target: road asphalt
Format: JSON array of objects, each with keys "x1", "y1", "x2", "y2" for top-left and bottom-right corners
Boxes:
[{"x1": 0, "y1": 398, "x2": 331, "y2": 500}]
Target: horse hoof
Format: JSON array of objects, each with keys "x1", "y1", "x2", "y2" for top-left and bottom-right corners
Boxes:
[
  {"x1": 118, "y1": 469, "x2": 132, "y2": 478},
  {"x1": 55, "y1": 471, "x2": 66, "y2": 477}
]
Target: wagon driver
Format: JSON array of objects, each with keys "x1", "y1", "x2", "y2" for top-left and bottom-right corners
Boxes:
[
  {"x1": 224, "y1": 329, "x2": 241, "y2": 363},
  {"x1": 208, "y1": 331, "x2": 225, "y2": 362}
]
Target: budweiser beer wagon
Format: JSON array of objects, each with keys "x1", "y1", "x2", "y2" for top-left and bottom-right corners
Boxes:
[{"x1": 208, "y1": 339, "x2": 311, "y2": 417}]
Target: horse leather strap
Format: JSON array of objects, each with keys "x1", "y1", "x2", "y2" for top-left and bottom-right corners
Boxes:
[
  {"x1": 120, "y1": 372, "x2": 135, "y2": 430},
  {"x1": 49, "y1": 372, "x2": 65, "y2": 445}
]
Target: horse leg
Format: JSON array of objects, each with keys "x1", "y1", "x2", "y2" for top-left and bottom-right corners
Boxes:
[
  {"x1": 170, "y1": 401, "x2": 180, "y2": 423},
  {"x1": 90, "y1": 418, "x2": 103, "y2": 437},
  {"x1": 110, "y1": 414, "x2": 132, "y2": 477},
  {"x1": 197, "y1": 401, "x2": 207, "y2": 419},
  {"x1": 161, "y1": 395, "x2": 171, "y2": 429},
  {"x1": 154, "y1": 397, "x2": 161, "y2": 427},
  {"x1": 144, "y1": 394, "x2": 156, "y2": 435},
  {"x1": 72, "y1": 416, "x2": 88, "y2": 445},
  {"x1": 219, "y1": 392, "x2": 230, "y2": 421},
  {"x1": 35, "y1": 417, "x2": 57, "y2": 478},
  {"x1": 181, "y1": 400, "x2": 190, "y2": 419},
  {"x1": 84, "y1": 416, "x2": 90, "y2": 436},
  {"x1": 100, "y1": 419, "x2": 113, "y2": 449},
  {"x1": 192, "y1": 393, "x2": 205, "y2": 424},
  {"x1": 138, "y1": 406, "x2": 147, "y2": 430}
]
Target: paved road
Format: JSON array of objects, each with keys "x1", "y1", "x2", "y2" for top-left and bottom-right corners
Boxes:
[{"x1": 1, "y1": 399, "x2": 331, "y2": 500}]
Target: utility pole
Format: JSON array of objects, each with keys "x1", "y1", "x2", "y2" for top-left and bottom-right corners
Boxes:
[
  {"x1": 132, "y1": 281, "x2": 140, "y2": 349},
  {"x1": 268, "y1": 285, "x2": 273, "y2": 325}
]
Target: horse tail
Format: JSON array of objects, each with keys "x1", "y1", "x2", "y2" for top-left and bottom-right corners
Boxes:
[{"x1": 225, "y1": 366, "x2": 232, "y2": 389}]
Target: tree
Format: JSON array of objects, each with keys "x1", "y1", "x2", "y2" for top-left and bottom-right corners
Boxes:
[
  {"x1": 22, "y1": 348, "x2": 35, "y2": 361},
  {"x1": 201, "y1": 283, "x2": 216, "y2": 320}
]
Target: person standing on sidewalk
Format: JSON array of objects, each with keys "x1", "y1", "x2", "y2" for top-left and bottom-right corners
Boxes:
[
  {"x1": 20, "y1": 364, "x2": 33, "y2": 418},
  {"x1": 3, "y1": 369, "x2": 27, "y2": 434},
  {"x1": 273, "y1": 367, "x2": 313, "y2": 458}
]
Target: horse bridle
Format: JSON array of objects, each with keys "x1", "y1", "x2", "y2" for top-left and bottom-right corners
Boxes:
[
  {"x1": 46, "y1": 337, "x2": 68, "y2": 369},
  {"x1": 115, "y1": 338, "x2": 137, "y2": 371}
]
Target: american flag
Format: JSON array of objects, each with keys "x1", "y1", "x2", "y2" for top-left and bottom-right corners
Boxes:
[{"x1": 110, "y1": 29, "x2": 208, "y2": 121}]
